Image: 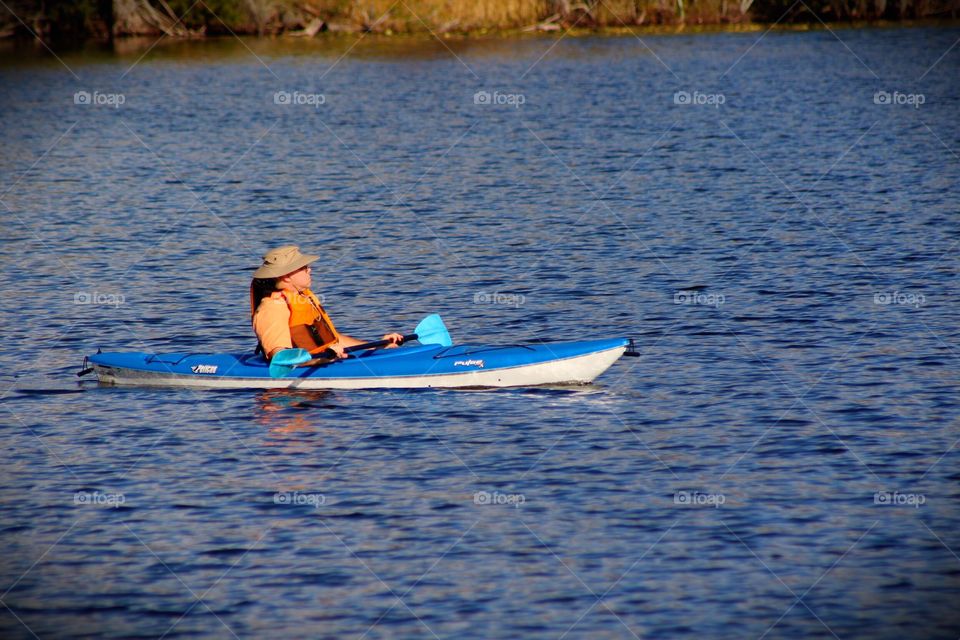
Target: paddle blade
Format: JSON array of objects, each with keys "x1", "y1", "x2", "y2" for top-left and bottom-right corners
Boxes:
[
  {"x1": 269, "y1": 348, "x2": 312, "y2": 378},
  {"x1": 414, "y1": 314, "x2": 453, "y2": 347}
]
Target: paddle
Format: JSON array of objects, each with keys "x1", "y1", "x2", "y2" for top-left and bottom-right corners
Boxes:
[
  {"x1": 268, "y1": 348, "x2": 313, "y2": 377},
  {"x1": 268, "y1": 314, "x2": 453, "y2": 378}
]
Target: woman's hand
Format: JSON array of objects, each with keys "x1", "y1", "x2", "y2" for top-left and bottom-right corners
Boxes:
[
  {"x1": 328, "y1": 344, "x2": 347, "y2": 359},
  {"x1": 382, "y1": 332, "x2": 404, "y2": 348}
]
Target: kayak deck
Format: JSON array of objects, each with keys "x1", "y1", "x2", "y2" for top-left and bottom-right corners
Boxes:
[{"x1": 87, "y1": 339, "x2": 630, "y2": 390}]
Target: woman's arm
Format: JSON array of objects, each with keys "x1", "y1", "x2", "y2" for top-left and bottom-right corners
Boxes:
[
  {"x1": 253, "y1": 299, "x2": 292, "y2": 358},
  {"x1": 336, "y1": 335, "x2": 366, "y2": 348},
  {"x1": 329, "y1": 332, "x2": 404, "y2": 356}
]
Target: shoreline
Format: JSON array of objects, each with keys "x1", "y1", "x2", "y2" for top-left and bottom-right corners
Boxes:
[
  {"x1": 2, "y1": 0, "x2": 958, "y2": 49},
  {"x1": 2, "y1": 17, "x2": 958, "y2": 58}
]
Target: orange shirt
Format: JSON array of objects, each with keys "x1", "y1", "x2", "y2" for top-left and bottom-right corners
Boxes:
[{"x1": 252, "y1": 292, "x2": 292, "y2": 357}]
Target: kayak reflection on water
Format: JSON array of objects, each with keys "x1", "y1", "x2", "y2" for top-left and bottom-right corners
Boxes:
[{"x1": 256, "y1": 389, "x2": 335, "y2": 438}]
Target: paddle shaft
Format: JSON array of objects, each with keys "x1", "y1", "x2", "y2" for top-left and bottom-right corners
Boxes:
[{"x1": 322, "y1": 333, "x2": 418, "y2": 359}]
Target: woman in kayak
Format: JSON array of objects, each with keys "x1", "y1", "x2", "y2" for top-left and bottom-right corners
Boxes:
[{"x1": 251, "y1": 245, "x2": 403, "y2": 360}]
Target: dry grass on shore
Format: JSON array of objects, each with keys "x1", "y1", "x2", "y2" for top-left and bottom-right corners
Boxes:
[{"x1": 3, "y1": 0, "x2": 959, "y2": 41}]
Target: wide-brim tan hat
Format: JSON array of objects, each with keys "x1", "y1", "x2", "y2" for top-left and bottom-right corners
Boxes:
[{"x1": 253, "y1": 245, "x2": 319, "y2": 279}]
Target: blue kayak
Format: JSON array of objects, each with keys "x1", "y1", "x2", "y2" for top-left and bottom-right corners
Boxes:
[{"x1": 86, "y1": 338, "x2": 632, "y2": 389}]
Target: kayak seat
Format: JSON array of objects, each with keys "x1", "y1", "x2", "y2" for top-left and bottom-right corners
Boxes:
[{"x1": 238, "y1": 353, "x2": 269, "y2": 366}]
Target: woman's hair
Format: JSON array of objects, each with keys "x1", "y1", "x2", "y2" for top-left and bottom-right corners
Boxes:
[{"x1": 250, "y1": 277, "x2": 279, "y2": 315}]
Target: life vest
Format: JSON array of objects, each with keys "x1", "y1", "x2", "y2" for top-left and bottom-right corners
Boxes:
[
  {"x1": 283, "y1": 289, "x2": 339, "y2": 354},
  {"x1": 253, "y1": 288, "x2": 340, "y2": 355}
]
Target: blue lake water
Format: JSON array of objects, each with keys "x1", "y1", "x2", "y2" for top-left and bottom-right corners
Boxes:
[{"x1": 1, "y1": 24, "x2": 959, "y2": 639}]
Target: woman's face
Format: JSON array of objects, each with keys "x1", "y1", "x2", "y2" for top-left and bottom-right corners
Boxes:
[{"x1": 282, "y1": 264, "x2": 312, "y2": 289}]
